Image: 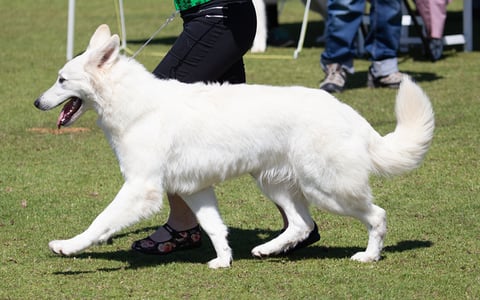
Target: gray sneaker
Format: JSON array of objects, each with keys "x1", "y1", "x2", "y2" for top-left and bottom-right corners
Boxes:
[
  {"x1": 367, "y1": 67, "x2": 404, "y2": 88},
  {"x1": 319, "y1": 63, "x2": 347, "y2": 93}
]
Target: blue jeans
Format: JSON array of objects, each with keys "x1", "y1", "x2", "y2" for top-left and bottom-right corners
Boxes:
[{"x1": 321, "y1": 0, "x2": 402, "y2": 76}]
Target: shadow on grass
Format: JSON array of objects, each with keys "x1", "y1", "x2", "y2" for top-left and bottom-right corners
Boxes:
[
  {"x1": 52, "y1": 227, "x2": 432, "y2": 274},
  {"x1": 346, "y1": 70, "x2": 443, "y2": 91}
]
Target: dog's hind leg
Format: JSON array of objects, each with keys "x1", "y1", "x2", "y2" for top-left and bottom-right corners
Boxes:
[
  {"x1": 251, "y1": 179, "x2": 315, "y2": 257},
  {"x1": 49, "y1": 179, "x2": 163, "y2": 256},
  {"x1": 349, "y1": 203, "x2": 386, "y2": 262},
  {"x1": 181, "y1": 187, "x2": 232, "y2": 269},
  {"x1": 302, "y1": 180, "x2": 386, "y2": 262}
]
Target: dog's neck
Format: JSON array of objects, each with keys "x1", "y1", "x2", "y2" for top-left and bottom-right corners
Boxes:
[{"x1": 93, "y1": 56, "x2": 185, "y2": 144}]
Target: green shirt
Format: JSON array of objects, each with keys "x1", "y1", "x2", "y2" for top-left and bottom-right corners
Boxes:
[{"x1": 174, "y1": 0, "x2": 212, "y2": 11}]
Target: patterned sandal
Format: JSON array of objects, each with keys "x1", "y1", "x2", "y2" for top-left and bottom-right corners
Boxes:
[{"x1": 131, "y1": 224, "x2": 202, "y2": 255}]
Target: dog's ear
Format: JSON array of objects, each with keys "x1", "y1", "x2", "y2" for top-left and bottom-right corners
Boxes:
[
  {"x1": 88, "y1": 24, "x2": 112, "y2": 50},
  {"x1": 88, "y1": 34, "x2": 120, "y2": 70}
]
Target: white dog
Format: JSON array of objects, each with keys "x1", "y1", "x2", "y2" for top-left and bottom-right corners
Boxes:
[{"x1": 35, "y1": 25, "x2": 434, "y2": 268}]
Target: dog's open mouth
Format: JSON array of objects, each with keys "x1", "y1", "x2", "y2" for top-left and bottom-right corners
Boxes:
[{"x1": 57, "y1": 97, "x2": 83, "y2": 129}]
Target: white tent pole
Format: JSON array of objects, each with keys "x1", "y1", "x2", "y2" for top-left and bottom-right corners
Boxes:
[
  {"x1": 67, "y1": 0, "x2": 75, "y2": 61},
  {"x1": 118, "y1": 0, "x2": 127, "y2": 50},
  {"x1": 463, "y1": 0, "x2": 472, "y2": 51},
  {"x1": 293, "y1": 0, "x2": 311, "y2": 59}
]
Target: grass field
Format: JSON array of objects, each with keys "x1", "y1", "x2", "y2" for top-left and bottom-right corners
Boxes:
[{"x1": 1, "y1": 0, "x2": 479, "y2": 299}]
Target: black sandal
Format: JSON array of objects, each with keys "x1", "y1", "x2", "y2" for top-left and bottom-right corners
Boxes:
[{"x1": 131, "y1": 224, "x2": 202, "y2": 255}]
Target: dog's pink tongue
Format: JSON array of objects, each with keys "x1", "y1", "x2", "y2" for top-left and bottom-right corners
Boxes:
[{"x1": 57, "y1": 97, "x2": 81, "y2": 129}]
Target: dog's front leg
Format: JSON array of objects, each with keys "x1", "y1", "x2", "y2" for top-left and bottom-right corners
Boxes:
[
  {"x1": 181, "y1": 187, "x2": 232, "y2": 269},
  {"x1": 49, "y1": 179, "x2": 163, "y2": 256}
]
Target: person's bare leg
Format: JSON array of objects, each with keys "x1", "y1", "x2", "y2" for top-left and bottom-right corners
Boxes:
[{"x1": 149, "y1": 194, "x2": 199, "y2": 242}]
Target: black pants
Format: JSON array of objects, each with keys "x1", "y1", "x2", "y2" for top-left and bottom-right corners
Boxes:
[{"x1": 153, "y1": 0, "x2": 256, "y2": 84}]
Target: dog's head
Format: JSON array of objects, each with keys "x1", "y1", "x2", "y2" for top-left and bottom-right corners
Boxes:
[{"x1": 34, "y1": 24, "x2": 120, "y2": 128}]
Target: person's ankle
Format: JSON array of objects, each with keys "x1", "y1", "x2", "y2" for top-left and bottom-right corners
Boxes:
[{"x1": 149, "y1": 225, "x2": 172, "y2": 242}]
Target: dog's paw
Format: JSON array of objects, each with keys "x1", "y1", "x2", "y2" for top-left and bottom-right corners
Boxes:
[
  {"x1": 49, "y1": 239, "x2": 86, "y2": 256},
  {"x1": 251, "y1": 244, "x2": 278, "y2": 258},
  {"x1": 351, "y1": 251, "x2": 380, "y2": 263},
  {"x1": 251, "y1": 246, "x2": 266, "y2": 258},
  {"x1": 207, "y1": 257, "x2": 232, "y2": 269}
]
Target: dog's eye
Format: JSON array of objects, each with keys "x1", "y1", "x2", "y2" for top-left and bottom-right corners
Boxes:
[{"x1": 58, "y1": 77, "x2": 66, "y2": 84}]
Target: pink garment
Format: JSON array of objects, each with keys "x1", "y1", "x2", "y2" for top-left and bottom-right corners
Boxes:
[{"x1": 415, "y1": 0, "x2": 451, "y2": 38}]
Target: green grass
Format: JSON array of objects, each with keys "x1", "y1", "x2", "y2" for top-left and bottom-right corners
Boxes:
[{"x1": 1, "y1": 0, "x2": 479, "y2": 299}]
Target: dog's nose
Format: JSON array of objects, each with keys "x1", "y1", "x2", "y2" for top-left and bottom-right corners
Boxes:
[{"x1": 34, "y1": 98, "x2": 41, "y2": 109}]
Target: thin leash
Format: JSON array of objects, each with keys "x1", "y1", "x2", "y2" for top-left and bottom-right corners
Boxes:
[{"x1": 128, "y1": 10, "x2": 179, "y2": 60}]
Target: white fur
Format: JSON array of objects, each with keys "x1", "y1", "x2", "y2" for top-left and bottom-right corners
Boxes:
[{"x1": 35, "y1": 25, "x2": 434, "y2": 268}]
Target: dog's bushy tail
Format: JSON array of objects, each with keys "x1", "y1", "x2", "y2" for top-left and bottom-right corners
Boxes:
[{"x1": 370, "y1": 76, "x2": 435, "y2": 176}]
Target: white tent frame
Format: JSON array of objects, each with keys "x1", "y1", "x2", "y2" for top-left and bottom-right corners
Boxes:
[{"x1": 66, "y1": 0, "x2": 127, "y2": 61}]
